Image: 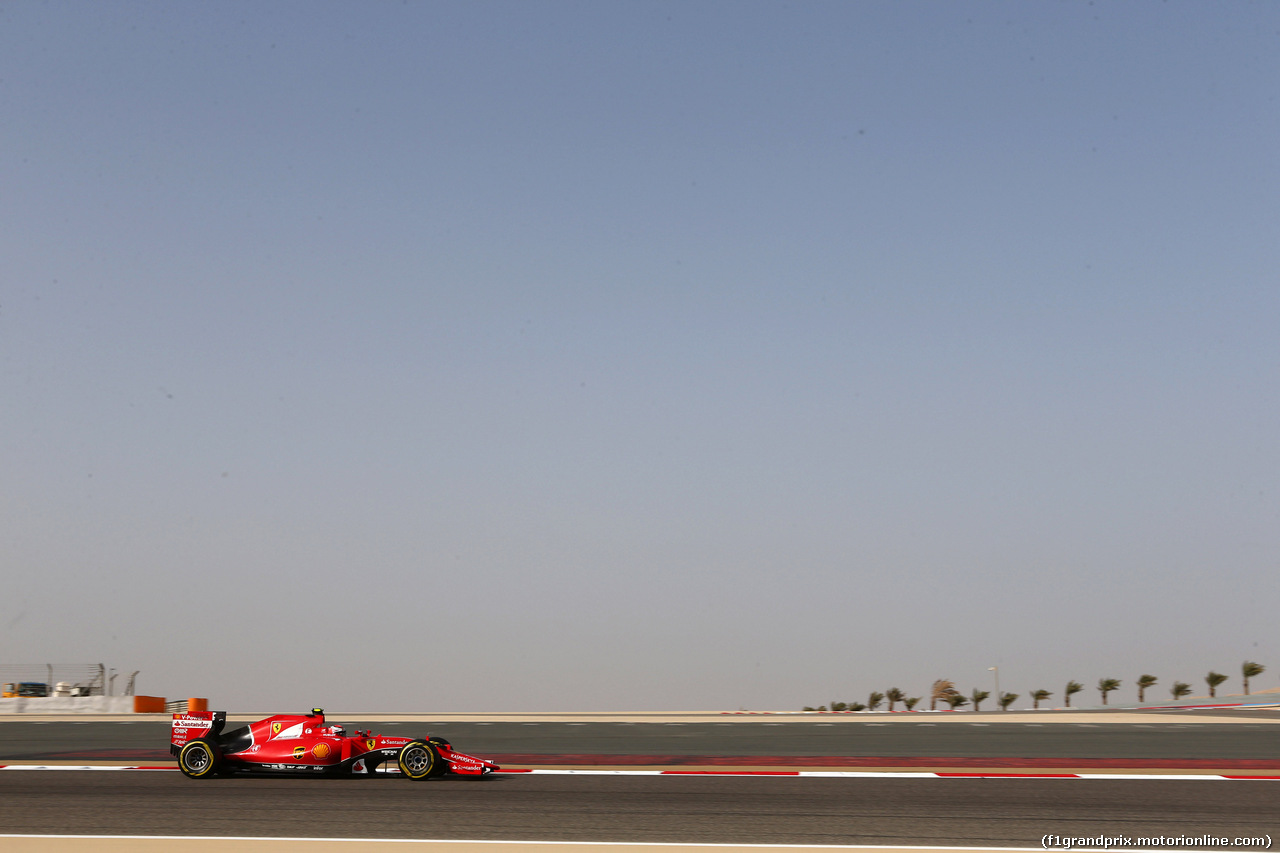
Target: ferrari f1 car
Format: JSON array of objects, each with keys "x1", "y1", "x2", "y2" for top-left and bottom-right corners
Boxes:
[{"x1": 171, "y1": 708, "x2": 500, "y2": 779}]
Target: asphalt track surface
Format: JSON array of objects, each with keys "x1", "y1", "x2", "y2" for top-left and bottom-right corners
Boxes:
[
  {"x1": 4, "y1": 712, "x2": 1279, "y2": 849},
  {"x1": 1, "y1": 771, "x2": 1277, "y2": 847},
  {"x1": 5, "y1": 713, "x2": 1280, "y2": 768}
]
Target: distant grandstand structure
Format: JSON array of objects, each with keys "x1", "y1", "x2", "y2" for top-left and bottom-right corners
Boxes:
[{"x1": 0, "y1": 664, "x2": 138, "y2": 698}]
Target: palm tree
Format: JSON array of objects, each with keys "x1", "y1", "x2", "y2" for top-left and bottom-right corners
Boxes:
[
  {"x1": 1136, "y1": 674, "x2": 1157, "y2": 703},
  {"x1": 903, "y1": 697, "x2": 921, "y2": 711},
  {"x1": 867, "y1": 691, "x2": 885, "y2": 712},
  {"x1": 998, "y1": 692, "x2": 1019, "y2": 711},
  {"x1": 1242, "y1": 661, "x2": 1265, "y2": 695},
  {"x1": 930, "y1": 679, "x2": 957, "y2": 711},
  {"x1": 1097, "y1": 678, "x2": 1121, "y2": 705},
  {"x1": 1171, "y1": 681, "x2": 1192, "y2": 700},
  {"x1": 885, "y1": 687, "x2": 905, "y2": 712},
  {"x1": 831, "y1": 701, "x2": 848, "y2": 712},
  {"x1": 1064, "y1": 681, "x2": 1083, "y2": 708},
  {"x1": 1030, "y1": 689, "x2": 1052, "y2": 710},
  {"x1": 970, "y1": 689, "x2": 990, "y2": 712},
  {"x1": 1205, "y1": 672, "x2": 1228, "y2": 698},
  {"x1": 945, "y1": 693, "x2": 968, "y2": 710},
  {"x1": 848, "y1": 702, "x2": 867, "y2": 712}
]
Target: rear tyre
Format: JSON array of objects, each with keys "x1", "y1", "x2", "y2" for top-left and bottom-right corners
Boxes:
[
  {"x1": 178, "y1": 739, "x2": 222, "y2": 779},
  {"x1": 397, "y1": 740, "x2": 439, "y2": 780}
]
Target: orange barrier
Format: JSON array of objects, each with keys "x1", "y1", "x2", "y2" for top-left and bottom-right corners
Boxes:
[
  {"x1": 133, "y1": 695, "x2": 166, "y2": 713},
  {"x1": 187, "y1": 697, "x2": 208, "y2": 712}
]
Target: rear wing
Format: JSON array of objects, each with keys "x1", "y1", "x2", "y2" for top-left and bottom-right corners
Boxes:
[{"x1": 171, "y1": 710, "x2": 226, "y2": 752}]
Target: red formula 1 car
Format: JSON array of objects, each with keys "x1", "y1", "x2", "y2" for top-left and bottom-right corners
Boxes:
[{"x1": 170, "y1": 708, "x2": 500, "y2": 780}]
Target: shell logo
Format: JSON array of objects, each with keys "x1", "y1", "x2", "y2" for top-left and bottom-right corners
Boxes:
[{"x1": 312, "y1": 743, "x2": 332, "y2": 759}]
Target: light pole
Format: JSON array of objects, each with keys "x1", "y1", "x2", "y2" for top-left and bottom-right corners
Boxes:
[{"x1": 988, "y1": 666, "x2": 999, "y2": 706}]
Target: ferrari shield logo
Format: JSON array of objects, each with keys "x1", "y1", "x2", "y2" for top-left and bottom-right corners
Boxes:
[
  {"x1": 272, "y1": 722, "x2": 282, "y2": 736},
  {"x1": 366, "y1": 738, "x2": 376, "y2": 751}
]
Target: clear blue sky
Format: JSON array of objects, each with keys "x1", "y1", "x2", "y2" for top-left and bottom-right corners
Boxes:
[{"x1": 3, "y1": 0, "x2": 1277, "y2": 711}]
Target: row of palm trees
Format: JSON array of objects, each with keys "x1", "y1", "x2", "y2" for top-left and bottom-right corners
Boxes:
[{"x1": 803, "y1": 661, "x2": 1267, "y2": 712}]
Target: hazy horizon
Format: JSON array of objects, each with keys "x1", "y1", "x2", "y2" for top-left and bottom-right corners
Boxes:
[{"x1": 3, "y1": 1, "x2": 1277, "y2": 712}]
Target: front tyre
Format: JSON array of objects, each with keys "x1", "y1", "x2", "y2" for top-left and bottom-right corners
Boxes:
[
  {"x1": 397, "y1": 741, "x2": 439, "y2": 780},
  {"x1": 426, "y1": 737, "x2": 451, "y2": 777},
  {"x1": 178, "y1": 739, "x2": 222, "y2": 779}
]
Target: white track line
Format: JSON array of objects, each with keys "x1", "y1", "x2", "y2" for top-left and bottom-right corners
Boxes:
[
  {"x1": 1, "y1": 765, "x2": 1277, "y2": 780},
  {"x1": 0, "y1": 838, "x2": 1004, "y2": 846},
  {"x1": 0, "y1": 837, "x2": 1193, "y2": 850}
]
